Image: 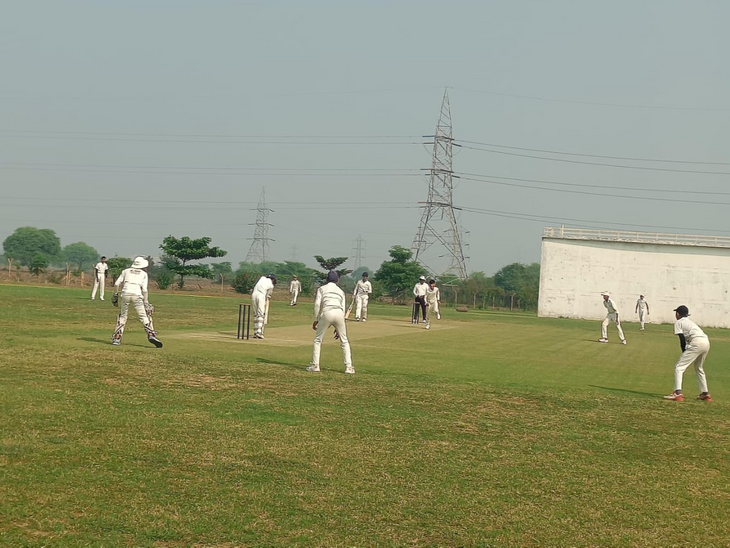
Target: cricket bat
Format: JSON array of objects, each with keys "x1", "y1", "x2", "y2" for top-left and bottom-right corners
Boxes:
[
  {"x1": 264, "y1": 299, "x2": 270, "y2": 325},
  {"x1": 345, "y1": 290, "x2": 357, "y2": 319}
]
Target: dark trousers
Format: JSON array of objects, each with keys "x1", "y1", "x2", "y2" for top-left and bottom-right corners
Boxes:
[{"x1": 414, "y1": 296, "x2": 426, "y2": 320}]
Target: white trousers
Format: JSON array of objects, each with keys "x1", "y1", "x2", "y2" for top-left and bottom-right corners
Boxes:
[
  {"x1": 674, "y1": 337, "x2": 710, "y2": 393},
  {"x1": 426, "y1": 299, "x2": 439, "y2": 322},
  {"x1": 638, "y1": 310, "x2": 646, "y2": 328},
  {"x1": 113, "y1": 295, "x2": 155, "y2": 340},
  {"x1": 313, "y1": 308, "x2": 352, "y2": 370},
  {"x1": 252, "y1": 293, "x2": 267, "y2": 335},
  {"x1": 601, "y1": 313, "x2": 625, "y2": 340},
  {"x1": 91, "y1": 275, "x2": 106, "y2": 300},
  {"x1": 290, "y1": 289, "x2": 299, "y2": 305},
  {"x1": 355, "y1": 294, "x2": 369, "y2": 319}
]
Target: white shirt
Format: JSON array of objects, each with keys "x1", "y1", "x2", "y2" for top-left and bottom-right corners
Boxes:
[
  {"x1": 636, "y1": 298, "x2": 648, "y2": 311},
  {"x1": 115, "y1": 267, "x2": 148, "y2": 297},
  {"x1": 314, "y1": 282, "x2": 347, "y2": 320},
  {"x1": 355, "y1": 279, "x2": 372, "y2": 296},
  {"x1": 252, "y1": 276, "x2": 274, "y2": 299},
  {"x1": 603, "y1": 298, "x2": 618, "y2": 315},
  {"x1": 413, "y1": 281, "x2": 428, "y2": 297},
  {"x1": 674, "y1": 317, "x2": 708, "y2": 343},
  {"x1": 289, "y1": 280, "x2": 301, "y2": 293},
  {"x1": 426, "y1": 286, "x2": 440, "y2": 302},
  {"x1": 94, "y1": 262, "x2": 109, "y2": 277}
]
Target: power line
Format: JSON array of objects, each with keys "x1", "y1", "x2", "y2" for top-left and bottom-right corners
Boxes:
[
  {"x1": 458, "y1": 139, "x2": 730, "y2": 166},
  {"x1": 459, "y1": 145, "x2": 730, "y2": 175}
]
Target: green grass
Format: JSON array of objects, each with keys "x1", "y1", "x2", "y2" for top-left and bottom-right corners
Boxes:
[{"x1": 1, "y1": 284, "x2": 729, "y2": 547}]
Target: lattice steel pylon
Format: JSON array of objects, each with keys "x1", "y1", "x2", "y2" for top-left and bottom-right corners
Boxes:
[
  {"x1": 351, "y1": 234, "x2": 366, "y2": 270},
  {"x1": 245, "y1": 188, "x2": 274, "y2": 263},
  {"x1": 411, "y1": 89, "x2": 468, "y2": 281}
]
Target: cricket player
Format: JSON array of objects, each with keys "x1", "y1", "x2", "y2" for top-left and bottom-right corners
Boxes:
[
  {"x1": 289, "y1": 275, "x2": 302, "y2": 306},
  {"x1": 663, "y1": 305, "x2": 712, "y2": 402},
  {"x1": 635, "y1": 295, "x2": 650, "y2": 330},
  {"x1": 425, "y1": 279, "x2": 441, "y2": 328},
  {"x1": 353, "y1": 272, "x2": 372, "y2": 322},
  {"x1": 111, "y1": 256, "x2": 162, "y2": 348},
  {"x1": 413, "y1": 275, "x2": 428, "y2": 323},
  {"x1": 251, "y1": 274, "x2": 276, "y2": 339},
  {"x1": 598, "y1": 292, "x2": 626, "y2": 344},
  {"x1": 91, "y1": 256, "x2": 109, "y2": 301},
  {"x1": 307, "y1": 270, "x2": 354, "y2": 374}
]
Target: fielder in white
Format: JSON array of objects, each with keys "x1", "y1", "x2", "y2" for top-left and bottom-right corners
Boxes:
[
  {"x1": 353, "y1": 271, "x2": 372, "y2": 322},
  {"x1": 635, "y1": 295, "x2": 650, "y2": 330},
  {"x1": 307, "y1": 270, "x2": 354, "y2": 374},
  {"x1": 663, "y1": 305, "x2": 712, "y2": 402},
  {"x1": 251, "y1": 274, "x2": 276, "y2": 339},
  {"x1": 599, "y1": 292, "x2": 626, "y2": 344},
  {"x1": 91, "y1": 256, "x2": 108, "y2": 301},
  {"x1": 111, "y1": 256, "x2": 162, "y2": 348},
  {"x1": 289, "y1": 275, "x2": 302, "y2": 306},
  {"x1": 425, "y1": 279, "x2": 441, "y2": 329}
]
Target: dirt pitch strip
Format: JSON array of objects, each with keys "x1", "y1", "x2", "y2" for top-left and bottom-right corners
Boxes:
[{"x1": 172, "y1": 318, "x2": 458, "y2": 347}]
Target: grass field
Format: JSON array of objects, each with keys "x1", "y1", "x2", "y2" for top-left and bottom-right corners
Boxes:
[{"x1": 1, "y1": 284, "x2": 729, "y2": 547}]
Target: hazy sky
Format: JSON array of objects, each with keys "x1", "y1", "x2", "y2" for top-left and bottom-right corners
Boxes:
[{"x1": 1, "y1": 1, "x2": 728, "y2": 275}]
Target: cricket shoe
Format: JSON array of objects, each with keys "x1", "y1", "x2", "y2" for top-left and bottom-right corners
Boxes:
[
  {"x1": 425, "y1": 323, "x2": 430, "y2": 330},
  {"x1": 437, "y1": 313, "x2": 441, "y2": 320},
  {"x1": 663, "y1": 392, "x2": 684, "y2": 402},
  {"x1": 306, "y1": 365, "x2": 321, "y2": 373},
  {"x1": 598, "y1": 338, "x2": 609, "y2": 343},
  {"x1": 697, "y1": 393, "x2": 712, "y2": 402},
  {"x1": 148, "y1": 336, "x2": 163, "y2": 348},
  {"x1": 112, "y1": 339, "x2": 121, "y2": 346},
  {"x1": 253, "y1": 333, "x2": 265, "y2": 339},
  {"x1": 345, "y1": 367, "x2": 355, "y2": 375},
  {"x1": 100, "y1": 298, "x2": 105, "y2": 301},
  {"x1": 362, "y1": 318, "x2": 366, "y2": 322},
  {"x1": 621, "y1": 339, "x2": 627, "y2": 345}
]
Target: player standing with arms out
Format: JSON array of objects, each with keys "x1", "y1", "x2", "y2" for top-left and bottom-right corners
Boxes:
[
  {"x1": 307, "y1": 270, "x2": 354, "y2": 374},
  {"x1": 425, "y1": 279, "x2": 441, "y2": 329},
  {"x1": 251, "y1": 274, "x2": 276, "y2": 339},
  {"x1": 635, "y1": 295, "x2": 650, "y2": 330},
  {"x1": 289, "y1": 275, "x2": 301, "y2": 306},
  {"x1": 111, "y1": 256, "x2": 162, "y2": 347},
  {"x1": 413, "y1": 275, "x2": 428, "y2": 323},
  {"x1": 91, "y1": 256, "x2": 108, "y2": 301},
  {"x1": 599, "y1": 292, "x2": 626, "y2": 344},
  {"x1": 663, "y1": 305, "x2": 712, "y2": 402},
  {"x1": 354, "y1": 272, "x2": 372, "y2": 322}
]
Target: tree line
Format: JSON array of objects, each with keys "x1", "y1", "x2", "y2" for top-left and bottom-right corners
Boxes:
[{"x1": 2, "y1": 227, "x2": 540, "y2": 309}]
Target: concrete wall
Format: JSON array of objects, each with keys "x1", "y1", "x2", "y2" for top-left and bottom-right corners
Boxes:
[{"x1": 538, "y1": 238, "x2": 730, "y2": 329}]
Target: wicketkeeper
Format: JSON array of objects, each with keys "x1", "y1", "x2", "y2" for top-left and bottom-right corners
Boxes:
[
  {"x1": 252, "y1": 274, "x2": 276, "y2": 339},
  {"x1": 111, "y1": 256, "x2": 162, "y2": 348}
]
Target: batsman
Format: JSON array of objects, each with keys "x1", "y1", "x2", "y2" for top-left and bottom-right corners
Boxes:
[
  {"x1": 251, "y1": 274, "x2": 276, "y2": 339},
  {"x1": 111, "y1": 256, "x2": 162, "y2": 348}
]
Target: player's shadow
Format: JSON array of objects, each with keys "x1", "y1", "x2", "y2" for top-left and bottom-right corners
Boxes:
[
  {"x1": 76, "y1": 337, "x2": 148, "y2": 348},
  {"x1": 256, "y1": 358, "x2": 300, "y2": 369},
  {"x1": 589, "y1": 385, "x2": 657, "y2": 397}
]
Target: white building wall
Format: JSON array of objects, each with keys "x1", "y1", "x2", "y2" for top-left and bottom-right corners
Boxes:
[{"x1": 538, "y1": 237, "x2": 730, "y2": 329}]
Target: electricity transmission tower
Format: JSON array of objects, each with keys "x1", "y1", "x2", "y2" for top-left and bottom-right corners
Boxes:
[
  {"x1": 411, "y1": 89, "x2": 468, "y2": 281},
  {"x1": 351, "y1": 234, "x2": 366, "y2": 270},
  {"x1": 245, "y1": 188, "x2": 274, "y2": 263}
]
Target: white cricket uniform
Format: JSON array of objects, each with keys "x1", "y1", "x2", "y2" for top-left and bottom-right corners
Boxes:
[
  {"x1": 113, "y1": 267, "x2": 156, "y2": 341},
  {"x1": 636, "y1": 298, "x2": 649, "y2": 329},
  {"x1": 601, "y1": 298, "x2": 626, "y2": 341},
  {"x1": 354, "y1": 279, "x2": 372, "y2": 320},
  {"x1": 91, "y1": 261, "x2": 109, "y2": 300},
  {"x1": 673, "y1": 317, "x2": 710, "y2": 393},
  {"x1": 312, "y1": 282, "x2": 352, "y2": 371},
  {"x1": 289, "y1": 279, "x2": 302, "y2": 306},
  {"x1": 252, "y1": 276, "x2": 274, "y2": 336},
  {"x1": 426, "y1": 286, "x2": 441, "y2": 322}
]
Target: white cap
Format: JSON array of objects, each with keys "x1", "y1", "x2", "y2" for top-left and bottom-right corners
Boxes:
[
  {"x1": 131, "y1": 256, "x2": 149, "y2": 269},
  {"x1": 601, "y1": 291, "x2": 610, "y2": 297},
  {"x1": 419, "y1": 275, "x2": 426, "y2": 281}
]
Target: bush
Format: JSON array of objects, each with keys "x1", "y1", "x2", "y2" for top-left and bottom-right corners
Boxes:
[
  {"x1": 232, "y1": 271, "x2": 258, "y2": 294},
  {"x1": 155, "y1": 270, "x2": 174, "y2": 290}
]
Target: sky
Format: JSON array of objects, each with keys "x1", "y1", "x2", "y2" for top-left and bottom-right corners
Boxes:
[{"x1": 1, "y1": 1, "x2": 728, "y2": 276}]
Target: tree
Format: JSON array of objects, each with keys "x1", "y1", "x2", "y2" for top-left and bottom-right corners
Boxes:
[
  {"x1": 2, "y1": 227, "x2": 62, "y2": 266},
  {"x1": 231, "y1": 271, "x2": 259, "y2": 294},
  {"x1": 63, "y1": 242, "x2": 99, "y2": 270},
  {"x1": 313, "y1": 256, "x2": 352, "y2": 283},
  {"x1": 106, "y1": 257, "x2": 132, "y2": 282},
  {"x1": 493, "y1": 262, "x2": 541, "y2": 310},
  {"x1": 159, "y1": 236, "x2": 227, "y2": 289},
  {"x1": 210, "y1": 262, "x2": 233, "y2": 291},
  {"x1": 373, "y1": 245, "x2": 426, "y2": 303},
  {"x1": 29, "y1": 254, "x2": 49, "y2": 276}
]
